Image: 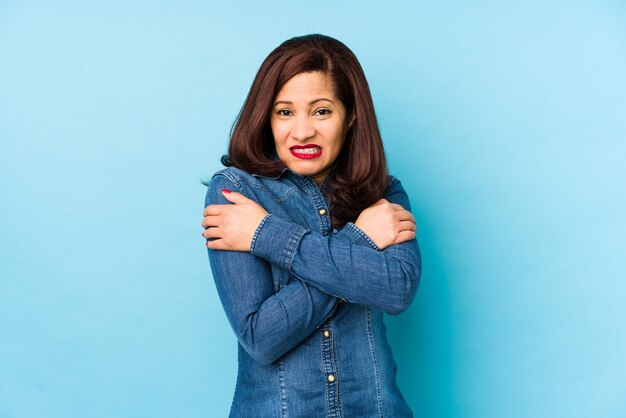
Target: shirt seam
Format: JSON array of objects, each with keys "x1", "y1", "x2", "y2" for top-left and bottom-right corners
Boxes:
[
  {"x1": 366, "y1": 309, "x2": 384, "y2": 418},
  {"x1": 250, "y1": 213, "x2": 273, "y2": 253},
  {"x1": 346, "y1": 222, "x2": 381, "y2": 251},
  {"x1": 283, "y1": 223, "x2": 307, "y2": 270}
]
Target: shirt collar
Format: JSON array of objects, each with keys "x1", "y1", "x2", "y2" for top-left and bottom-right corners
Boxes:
[
  {"x1": 251, "y1": 166, "x2": 290, "y2": 179},
  {"x1": 251, "y1": 167, "x2": 329, "y2": 190}
]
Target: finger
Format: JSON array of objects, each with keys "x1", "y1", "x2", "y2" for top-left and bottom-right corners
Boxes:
[
  {"x1": 372, "y1": 198, "x2": 388, "y2": 206},
  {"x1": 206, "y1": 238, "x2": 227, "y2": 250},
  {"x1": 395, "y1": 230, "x2": 416, "y2": 244},
  {"x1": 398, "y1": 220, "x2": 417, "y2": 232},
  {"x1": 389, "y1": 203, "x2": 408, "y2": 212},
  {"x1": 221, "y1": 189, "x2": 249, "y2": 205},
  {"x1": 395, "y1": 210, "x2": 416, "y2": 224},
  {"x1": 201, "y1": 214, "x2": 221, "y2": 229},
  {"x1": 202, "y1": 227, "x2": 222, "y2": 239},
  {"x1": 203, "y1": 205, "x2": 223, "y2": 216}
]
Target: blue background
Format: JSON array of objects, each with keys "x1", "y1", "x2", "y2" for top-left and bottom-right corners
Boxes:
[{"x1": 1, "y1": 1, "x2": 625, "y2": 417}]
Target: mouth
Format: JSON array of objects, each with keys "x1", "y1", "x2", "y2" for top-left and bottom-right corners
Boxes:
[{"x1": 289, "y1": 144, "x2": 322, "y2": 159}]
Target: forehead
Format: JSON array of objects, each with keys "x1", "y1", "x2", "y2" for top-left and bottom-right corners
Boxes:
[{"x1": 274, "y1": 71, "x2": 335, "y2": 101}]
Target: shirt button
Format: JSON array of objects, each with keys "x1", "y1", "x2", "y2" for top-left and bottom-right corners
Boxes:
[
  {"x1": 319, "y1": 209, "x2": 327, "y2": 215},
  {"x1": 323, "y1": 330, "x2": 331, "y2": 338},
  {"x1": 327, "y1": 374, "x2": 335, "y2": 383}
]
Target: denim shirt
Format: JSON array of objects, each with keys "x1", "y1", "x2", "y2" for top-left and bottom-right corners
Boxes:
[{"x1": 205, "y1": 166, "x2": 421, "y2": 418}]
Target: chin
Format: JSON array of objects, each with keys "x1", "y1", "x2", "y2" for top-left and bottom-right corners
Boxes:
[{"x1": 287, "y1": 162, "x2": 324, "y2": 177}]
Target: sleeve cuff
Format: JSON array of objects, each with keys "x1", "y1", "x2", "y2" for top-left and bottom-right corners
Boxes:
[
  {"x1": 250, "y1": 214, "x2": 308, "y2": 270},
  {"x1": 342, "y1": 222, "x2": 381, "y2": 251}
]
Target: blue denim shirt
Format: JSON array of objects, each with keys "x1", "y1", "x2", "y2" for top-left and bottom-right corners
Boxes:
[{"x1": 205, "y1": 166, "x2": 421, "y2": 418}]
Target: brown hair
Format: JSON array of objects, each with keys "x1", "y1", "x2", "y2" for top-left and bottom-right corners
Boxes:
[{"x1": 224, "y1": 34, "x2": 389, "y2": 227}]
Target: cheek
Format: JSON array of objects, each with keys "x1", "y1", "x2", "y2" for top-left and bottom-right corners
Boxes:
[
  {"x1": 271, "y1": 122, "x2": 288, "y2": 143},
  {"x1": 270, "y1": 122, "x2": 281, "y2": 152},
  {"x1": 328, "y1": 125, "x2": 347, "y2": 152}
]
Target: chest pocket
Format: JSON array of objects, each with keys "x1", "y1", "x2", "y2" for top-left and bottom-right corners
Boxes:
[{"x1": 242, "y1": 179, "x2": 298, "y2": 204}]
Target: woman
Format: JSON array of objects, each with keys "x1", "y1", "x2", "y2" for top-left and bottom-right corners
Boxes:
[{"x1": 202, "y1": 34, "x2": 421, "y2": 417}]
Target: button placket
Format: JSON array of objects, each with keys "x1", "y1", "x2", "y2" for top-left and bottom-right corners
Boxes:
[
  {"x1": 318, "y1": 205, "x2": 330, "y2": 236},
  {"x1": 300, "y1": 176, "x2": 331, "y2": 236},
  {"x1": 321, "y1": 322, "x2": 339, "y2": 416}
]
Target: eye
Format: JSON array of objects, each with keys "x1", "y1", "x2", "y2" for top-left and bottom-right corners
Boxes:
[
  {"x1": 314, "y1": 108, "x2": 332, "y2": 116},
  {"x1": 276, "y1": 109, "x2": 293, "y2": 117}
]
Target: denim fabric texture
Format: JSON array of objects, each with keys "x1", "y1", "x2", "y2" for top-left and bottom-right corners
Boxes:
[{"x1": 205, "y1": 166, "x2": 421, "y2": 418}]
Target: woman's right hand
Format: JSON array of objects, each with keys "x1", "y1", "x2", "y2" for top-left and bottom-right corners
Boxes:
[{"x1": 354, "y1": 199, "x2": 417, "y2": 250}]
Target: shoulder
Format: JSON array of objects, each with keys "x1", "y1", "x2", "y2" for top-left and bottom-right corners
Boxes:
[
  {"x1": 206, "y1": 166, "x2": 299, "y2": 205},
  {"x1": 209, "y1": 166, "x2": 253, "y2": 186},
  {"x1": 203, "y1": 167, "x2": 249, "y2": 206},
  {"x1": 384, "y1": 174, "x2": 412, "y2": 210},
  {"x1": 208, "y1": 166, "x2": 273, "y2": 193},
  {"x1": 387, "y1": 174, "x2": 401, "y2": 188},
  {"x1": 384, "y1": 174, "x2": 405, "y2": 194}
]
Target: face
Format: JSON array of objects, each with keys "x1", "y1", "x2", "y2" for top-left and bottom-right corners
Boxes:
[{"x1": 270, "y1": 71, "x2": 353, "y2": 186}]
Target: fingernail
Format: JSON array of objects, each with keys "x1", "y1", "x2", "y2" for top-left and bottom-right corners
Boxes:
[
  {"x1": 205, "y1": 241, "x2": 210, "y2": 247},
  {"x1": 222, "y1": 188, "x2": 231, "y2": 194}
]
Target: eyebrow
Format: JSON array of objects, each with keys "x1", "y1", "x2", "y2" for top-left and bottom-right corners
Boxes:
[{"x1": 273, "y1": 98, "x2": 334, "y2": 107}]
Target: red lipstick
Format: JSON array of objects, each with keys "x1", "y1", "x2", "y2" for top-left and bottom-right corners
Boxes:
[{"x1": 289, "y1": 144, "x2": 322, "y2": 159}]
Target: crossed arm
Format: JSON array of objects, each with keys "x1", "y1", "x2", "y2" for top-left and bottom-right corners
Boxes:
[
  {"x1": 203, "y1": 174, "x2": 420, "y2": 364},
  {"x1": 203, "y1": 181, "x2": 417, "y2": 253}
]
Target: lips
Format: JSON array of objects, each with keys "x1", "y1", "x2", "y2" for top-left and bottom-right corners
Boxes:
[{"x1": 290, "y1": 144, "x2": 322, "y2": 159}]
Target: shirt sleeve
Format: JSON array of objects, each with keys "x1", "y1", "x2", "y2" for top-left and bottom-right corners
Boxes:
[
  {"x1": 205, "y1": 173, "x2": 340, "y2": 365},
  {"x1": 250, "y1": 178, "x2": 422, "y2": 315}
]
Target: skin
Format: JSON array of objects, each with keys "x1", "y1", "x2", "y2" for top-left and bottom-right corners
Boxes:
[
  {"x1": 271, "y1": 71, "x2": 352, "y2": 187},
  {"x1": 202, "y1": 71, "x2": 417, "y2": 251}
]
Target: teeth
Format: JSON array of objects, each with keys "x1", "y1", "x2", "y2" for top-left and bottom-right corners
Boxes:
[{"x1": 293, "y1": 147, "x2": 320, "y2": 154}]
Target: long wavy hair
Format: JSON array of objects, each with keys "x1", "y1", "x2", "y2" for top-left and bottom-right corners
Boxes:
[{"x1": 223, "y1": 34, "x2": 389, "y2": 227}]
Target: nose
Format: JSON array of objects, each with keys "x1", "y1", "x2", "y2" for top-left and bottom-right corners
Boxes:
[{"x1": 291, "y1": 115, "x2": 315, "y2": 142}]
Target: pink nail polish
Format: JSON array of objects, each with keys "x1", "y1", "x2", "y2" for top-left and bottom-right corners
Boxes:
[{"x1": 222, "y1": 188, "x2": 232, "y2": 194}]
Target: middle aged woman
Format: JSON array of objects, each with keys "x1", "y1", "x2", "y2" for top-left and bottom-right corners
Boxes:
[{"x1": 202, "y1": 34, "x2": 421, "y2": 417}]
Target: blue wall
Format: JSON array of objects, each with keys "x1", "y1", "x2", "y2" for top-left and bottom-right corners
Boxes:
[{"x1": 1, "y1": 1, "x2": 625, "y2": 417}]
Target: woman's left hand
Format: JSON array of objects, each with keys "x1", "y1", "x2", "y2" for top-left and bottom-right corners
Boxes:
[{"x1": 202, "y1": 189, "x2": 268, "y2": 251}]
